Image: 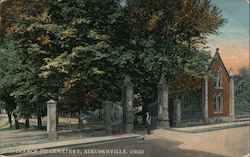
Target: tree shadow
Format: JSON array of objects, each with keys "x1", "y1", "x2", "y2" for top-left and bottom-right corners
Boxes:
[{"x1": 33, "y1": 138, "x2": 229, "y2": 157}]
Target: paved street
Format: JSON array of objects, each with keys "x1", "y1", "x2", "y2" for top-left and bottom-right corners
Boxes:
[
  {"x1": 147, "y1": 126, "x2": 250, "y2": 157},
  {"x1": 32, "y1": 126, "x2": 249, "y2": 157},
  {"x1": 33, "y1": 139, "x2": 226, "y2": 157}
]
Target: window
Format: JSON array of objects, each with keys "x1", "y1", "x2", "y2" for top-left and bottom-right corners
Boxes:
[
  {"x1": 214, "y1": 92, "x2": 223, "y2": 112},
  {"x1": 214, "y1": 71, "x2": 222, "y2": 88}
]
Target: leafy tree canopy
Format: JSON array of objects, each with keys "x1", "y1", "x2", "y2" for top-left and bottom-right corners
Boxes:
[
  {"x1": 235, "y1": 67, "x2": 250, "y2": 115},
  {"x1": 0, "y1": 0, "x2": 225, "y2": 112}
]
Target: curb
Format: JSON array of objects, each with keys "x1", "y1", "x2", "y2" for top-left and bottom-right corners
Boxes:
[
  {"x1": 1, "y1": 134, "x2": 144, "y2": 157},
  {"x1": 190, "y1": 122, "x2": 250, "y2": 133},
  {"x1": 170, "y1": 122, "x2": 250, "y2": 133}
]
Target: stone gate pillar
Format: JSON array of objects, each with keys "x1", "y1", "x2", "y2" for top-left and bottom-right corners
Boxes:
[
  {"x1": 173, "y1": 97, "x2": 181, "y2": 127},
  {"x1": 104, "y1": 101, "x2": 112, "y2": 135},
  {"x1": 122, "y1": 75, "x2": 134, "y2": 133},
  {"x1": 204, "y1": 77, "x2": 209, "y2": 123},
  {"x1": 157, "y1": 74, "x2": 170, "y2": 129},
  {"x1": 47, "y1": 99, "x2": 57, "y2": 139},
  {"x1": 229, "y1": 71, "x2": 235, "y2": 121}
]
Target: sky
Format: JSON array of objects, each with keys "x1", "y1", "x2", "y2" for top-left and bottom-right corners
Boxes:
[{"x1": 207, "y1": 0, "x2": 249, "y2": 73}]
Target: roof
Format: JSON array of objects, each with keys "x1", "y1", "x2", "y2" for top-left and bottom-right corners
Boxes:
[{"x1": 209, "y1": 48, "x2": 230, "y2": 80}]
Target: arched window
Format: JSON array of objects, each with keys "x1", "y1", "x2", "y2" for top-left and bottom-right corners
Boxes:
[
  {"x1": 214, "y1": 71, "x2": 222, "y2": 88},
  {"x1": 214, "y1": 92, "x2": 223, "y2": 112}
]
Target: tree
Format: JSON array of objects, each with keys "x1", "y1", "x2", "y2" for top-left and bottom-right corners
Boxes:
[
  {"x1": 1, "y1": 0, "x2": 52, "y2": 129},
  {"x1": 112, "y1": 0, "x2": 224, "y2": 117},
  {"x1": 10, "y1": 43, "x2": 50, "y2": 129},
  {"x1": 116, "y1": 0, "x2": 225, "y2": 48},
  {"x1": 114, "y1": 0, "x2": 224, "y2": 80},
  {"x1": 0, "y1": 39, "x2": 22, "y2": 129},
  {"x1": 1, "y1": 0, "x2": 124, "y2": 113},
  {"x1": 38, "y1": 0, "x2": 124, "y2": 105},
  {"x1": 235, "y1": 68, "x2": 250, "y2": 115},
  {"x1": 0, "y1": 0, "x2": 48, "y2": 38},
  {"x1": 0, "y1": 39, "x2": 49, "y2": 129},
  {"x1": 0, "y1": 0, "x2": 225, "y2": 122}
]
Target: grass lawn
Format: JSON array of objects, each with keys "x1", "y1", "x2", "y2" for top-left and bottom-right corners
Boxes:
[
  {"x1": 0, "y1": 114, "x2": 10, "y2": 128},
  {"x1": 58, "y1": 117, "x2": 80, "y2": 125},
  {"x1": 57, "y1": 117, "x2": 103, "y2": 125}
]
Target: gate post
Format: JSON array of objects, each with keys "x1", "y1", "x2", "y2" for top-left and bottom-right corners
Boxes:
[
  {"x1": 104, "y1": 101, "x2": 112, "y2": 135},
  {"x1": 122, "y1": 75, "x2": 134, "y2": 133},
  {"x1": 229, "y1": 70, "x2": 235, "y2": 121},
  {"x1": 157, "y1": 74, "x2": 170, "y2": 129},
  {"x1": 173, "y1": 97, "x2": 181, "y2": 127},
  {"x1": 204, "y1": 77, "x2": 209, "y2": 123},
  {"x1": 47, "y1": 99, "x2": 57, "y2": 139}
]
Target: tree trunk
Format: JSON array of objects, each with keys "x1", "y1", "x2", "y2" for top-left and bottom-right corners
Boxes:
[
  {"x1": 78, "y1": 117, "x2": 83, "y2": 130},
  {"x1": 37, "y1": 116, "x2": 42, "y2": 129},
  {"x1": 7, "y1": 111, "x2": 12, "y2": 128},
  {"x1": 142, "y1": 103, "x2": 147, "y2": 125},
  {"x1": 13, "y1": 114, "x2": 20, "y2": 129},
  {"x1": 78, "y1": 117, "x2": 81, "y2": 130},
  {"x1": 25, "y1": 117, "x2": 29, "y2": 128}
]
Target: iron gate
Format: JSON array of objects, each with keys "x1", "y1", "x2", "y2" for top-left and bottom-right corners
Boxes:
[{"x1": 57, "y1": 109, "x2": 104, "y2": 130}]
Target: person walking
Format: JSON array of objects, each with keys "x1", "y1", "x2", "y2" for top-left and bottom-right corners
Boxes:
[{"x1": 146, "y1": 112, "x2": 151, "y2": 135}]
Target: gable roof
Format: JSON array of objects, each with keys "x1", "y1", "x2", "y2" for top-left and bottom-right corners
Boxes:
[{"x1": 209, "y1": 48, "x2": 230, "y2": 80}]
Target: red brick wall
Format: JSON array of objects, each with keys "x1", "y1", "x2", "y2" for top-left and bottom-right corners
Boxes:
[{"x1": 208, "y1": 57, "x2": 230, "y2": 117}]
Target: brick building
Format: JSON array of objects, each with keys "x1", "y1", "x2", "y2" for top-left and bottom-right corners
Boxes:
[
  {"x1": 206, "y1": 48, "x2": 235, "y2": 123},
  {"x1": 148, "y1": 48, "x2": 235, "y2": 128}
]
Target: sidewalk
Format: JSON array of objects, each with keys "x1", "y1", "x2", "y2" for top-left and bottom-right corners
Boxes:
[
  {"x1": 0, "y1": 129, "x2": 109, "y2": 148},
  {"x1": 0, "y1": 129, "x2": 47, "y2": 139},
  {"x1": 170, "y1": 120, "x2": 250, "y2": 133},
  {"x1": 0, "y1": 134, "x2": 143, "y2": 156},
  {"x1": 146, "y1": 126, "x2": 249, "y2": 157}
]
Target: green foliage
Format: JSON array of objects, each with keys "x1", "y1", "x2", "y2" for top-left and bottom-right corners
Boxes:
[
  {"x1": 113, "y1": 0, "x2": 221, "y2": 103},
  {"x1": 118, "y1": 0, "x2": 225, "y2": 48},
  {"x1": 235, "y1": 68, "x2": 250, "y2": 115},
  {"x1": 0, "y1": 39, "x2": 21, "y2": 113},
  {"x1": 0, "y1": 0, "x2": 225, "y2": 116},
  {"x1": 39, "y1": 0, "x2": 123, "y2": 104},
  {"x1": 0, "y1": 39, "x2": 48, "y2": 118}
]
